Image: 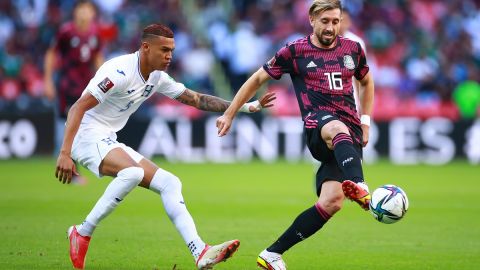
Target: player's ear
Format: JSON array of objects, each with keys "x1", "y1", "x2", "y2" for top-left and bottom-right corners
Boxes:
[
  {"x1": 141, "y1": 41, "x2": 150, "y2": 51},
  {"x1": 308, "y1": 15, "x2": 315, "y2": 27}
]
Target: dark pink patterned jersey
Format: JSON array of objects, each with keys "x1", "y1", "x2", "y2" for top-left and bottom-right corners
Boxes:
[
  {"x1": 263, "y1": 35, "x2": 369, "y2": 145},
  {"x1": 53, "y1": 22, "x2": 102, "y2": 117}
]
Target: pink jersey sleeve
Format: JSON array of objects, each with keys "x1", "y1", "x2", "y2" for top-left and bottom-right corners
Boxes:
[
  {"x1": 263, "y1": 45, "x2": 294, "y2": 80},
  {"x1": 354, "y1": 43, "x2": 369, "y2": 80}
]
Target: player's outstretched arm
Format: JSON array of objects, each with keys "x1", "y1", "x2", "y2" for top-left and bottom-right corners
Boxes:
[
  {"x1": 216, "y1": 68, "x2": 271, "y2": 137},
  {"x1": 176, "y1": 89, "x2": 230, "y2": 112},
  {"x1": 175, "y1": 86, "x2": 274, "y2": 113},
  {"x1": 55, "y1": 93, "x2": 98, "y2": 184}
]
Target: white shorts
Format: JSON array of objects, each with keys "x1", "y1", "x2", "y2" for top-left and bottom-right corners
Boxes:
[{"x1": 71, "y1": 128, "x2": 144, "y2": 178}]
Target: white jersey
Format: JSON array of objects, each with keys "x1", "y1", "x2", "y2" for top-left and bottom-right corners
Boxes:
[{"x1": 80, "y1": 51, "x2": 185, "y2": 132}]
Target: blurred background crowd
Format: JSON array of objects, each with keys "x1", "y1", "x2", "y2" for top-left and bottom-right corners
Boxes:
[{"x1": 1, "y1": 0, "x2": 480, "y2": 120}]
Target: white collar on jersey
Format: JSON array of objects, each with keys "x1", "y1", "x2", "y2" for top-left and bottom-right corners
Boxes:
[{"x1": 136, "y1": 51, "x2": 147, "y2": 83}]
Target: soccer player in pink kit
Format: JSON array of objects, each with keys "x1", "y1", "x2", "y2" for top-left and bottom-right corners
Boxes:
[
  {"x1": 55, "y1": 23, "x2": 275, "y2": 269},
  {"x1": 216, "y1": 1, "x2": 374, "y2": 269},
  {"x1": 44, "y1": 0, "x2": 103, "y2": 184},
  {"x1": 44, "y1": 0, "x2": 103, "y2": 151}
]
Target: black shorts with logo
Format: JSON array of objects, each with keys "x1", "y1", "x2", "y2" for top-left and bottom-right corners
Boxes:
[{"x1": 303, "y1": 111, "x2": 363, "y2": 196}]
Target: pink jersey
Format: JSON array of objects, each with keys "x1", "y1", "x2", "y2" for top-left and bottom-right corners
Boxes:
[
  {"x1": 53, "y1": 22, "x2": 102, "y2": 116},
  {"x1": 263, "y1": 35, "x2": 370, "y2": 145}
]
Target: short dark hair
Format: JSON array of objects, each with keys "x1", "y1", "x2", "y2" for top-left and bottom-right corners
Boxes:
[
  {"x1": 73, "y1": 0, "x2": 97, "y2": 12},
  {"x1": 142, "y1": 24, "x2": 174, "y2": 41}
]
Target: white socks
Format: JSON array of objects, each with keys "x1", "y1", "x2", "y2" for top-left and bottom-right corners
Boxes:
[
  {"x1": 77, "y1": 167, "x2": 144, "y2": 237},
  {"x1": 76, "y1": 166, "x2": 207, "y2": 260},
  {"x1": 149, "y1": 168, "x2": 206, "y2": 260}
]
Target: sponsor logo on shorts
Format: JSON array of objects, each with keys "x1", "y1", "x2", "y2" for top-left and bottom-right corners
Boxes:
[
  {"x1": 101, "y1": 137, "x2": 117, "y2": 145},
  {"x1": 321, "y1": 115, "x2": 332, "y2": 121}
]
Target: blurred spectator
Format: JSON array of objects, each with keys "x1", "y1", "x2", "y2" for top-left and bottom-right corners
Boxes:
[
  {"x1": 13, "y1": 0, "x2": 48, "y2": 28},
  {"x1": 92, "y1": 0, "x2": 124, "y2": 15},
  {"x1": 226, "y1": 21, "x2": 271, "y2": 92},
  {"x1": 179, "y1": 40, "x2": 215, "y2": 93}
]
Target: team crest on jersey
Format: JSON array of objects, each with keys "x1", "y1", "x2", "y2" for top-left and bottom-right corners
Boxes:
[
  {"x1": 98, "y1": 77, "x2": 114, "y2": 93},
  {"x1": 343, "y1": 55, "x2": 355, "y2": 70}
]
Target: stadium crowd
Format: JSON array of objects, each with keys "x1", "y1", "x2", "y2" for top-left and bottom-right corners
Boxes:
[{"x1": 1, "y1": 0, "x2": 479, "y2": 119}]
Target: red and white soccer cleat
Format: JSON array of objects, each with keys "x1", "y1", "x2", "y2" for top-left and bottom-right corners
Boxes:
[
  {"x1": 196, "y1": 239, "x2": 240, "y2": 270},
  {"x1": 342, "y1": 180, "x2": 371, "y2": 211},
  {"x1": 67, "y1": 226, "x2": 91, "y2": 269}
]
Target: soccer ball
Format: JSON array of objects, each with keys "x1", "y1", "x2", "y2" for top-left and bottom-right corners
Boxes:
[{"x1": 369, "y1": 185, "x2": 409, "y2": 224}]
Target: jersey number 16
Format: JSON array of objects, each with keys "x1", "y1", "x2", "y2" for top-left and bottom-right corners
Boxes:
[{"x1": 324, "y1": 72, "x2": 343, "y2": 90}]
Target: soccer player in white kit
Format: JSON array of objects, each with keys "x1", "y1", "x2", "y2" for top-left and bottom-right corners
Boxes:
[{"x1": 55, "y1": 23, "x2": 275, "y2": 270}]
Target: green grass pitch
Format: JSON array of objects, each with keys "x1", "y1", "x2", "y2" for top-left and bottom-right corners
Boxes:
[{"x1": 1, "y1": 158, "x2": 479, "y2": 269}]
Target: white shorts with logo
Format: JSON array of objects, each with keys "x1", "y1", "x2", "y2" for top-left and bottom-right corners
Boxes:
[{"x1": 71, "y1": 128, "x2": 144, "y2": 178}]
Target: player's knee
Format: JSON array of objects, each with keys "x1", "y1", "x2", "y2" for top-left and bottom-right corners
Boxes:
[
  {"x1": 149, "y1": 169, "x2": 182, "y2": 194},
  {"x1": 325, "y1": 200, "x2": 343, "y2": 214},
  {"x1": 323, "y1": 121, "x2": 350, "y2": 141},
  {"x1": 163, "y1": 172, "x2": 182, "y2": 194},
  {"x1": 320, "y1": 193, "x2": 344, "y2": 214},
  {"x1": 118, "y1": 166, "x2": 144, "y2": 185},
  {"x1": 322, "y1": 122, "x2": 349, "y2": 149}
]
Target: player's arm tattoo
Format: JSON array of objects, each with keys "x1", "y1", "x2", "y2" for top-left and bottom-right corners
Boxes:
[{"x1": 176, "y1": 89, "x2": 230, "y2": 112}]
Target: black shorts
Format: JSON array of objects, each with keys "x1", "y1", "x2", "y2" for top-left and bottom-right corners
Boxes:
[{"x1": 303, "y1": 111, "x2": 363, "y2": 196}]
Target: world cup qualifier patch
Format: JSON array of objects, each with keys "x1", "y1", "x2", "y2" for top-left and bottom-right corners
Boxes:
[{"x1": 98, "y1": 77, "x2": 114, "y2": 93}]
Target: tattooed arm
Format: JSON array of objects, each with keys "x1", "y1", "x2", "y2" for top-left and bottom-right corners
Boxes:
[
  {"x1": 176, "y1": 89, "x2": 230, "y2": 112},
  {"x1": 176, "y1": 88, "x2": 275, "y2": 113}
]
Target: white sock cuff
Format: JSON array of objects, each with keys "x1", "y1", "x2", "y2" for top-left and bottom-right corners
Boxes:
[{"x1": 118, "y1": 167, "x2": 144, "y2": 184}]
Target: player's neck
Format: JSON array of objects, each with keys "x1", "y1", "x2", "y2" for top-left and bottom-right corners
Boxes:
[
  {"x1": 138, "y1": 51, "x2": 151, "y2": 81},
  {"x1": 75, "y1": 21, "x2": 91, "y2": 33}
]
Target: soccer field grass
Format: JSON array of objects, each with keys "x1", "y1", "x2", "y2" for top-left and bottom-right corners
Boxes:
[{"x1": 1, "y1": 158, "x2": 479, "y2": 270}]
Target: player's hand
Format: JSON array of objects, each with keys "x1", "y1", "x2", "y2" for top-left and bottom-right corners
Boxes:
[
  {"x1": 249, "y1": 92, "x2": 276, "y2": 112},
  {"x1": 361, "y1": 124, "x2": 369, "y2": 147},
  {"x1": 216, "y1": 115, "x2": 233, "y2": 137},
  {"x1": 55, "y1": 152, "x2": 79, "y2": 184}
]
